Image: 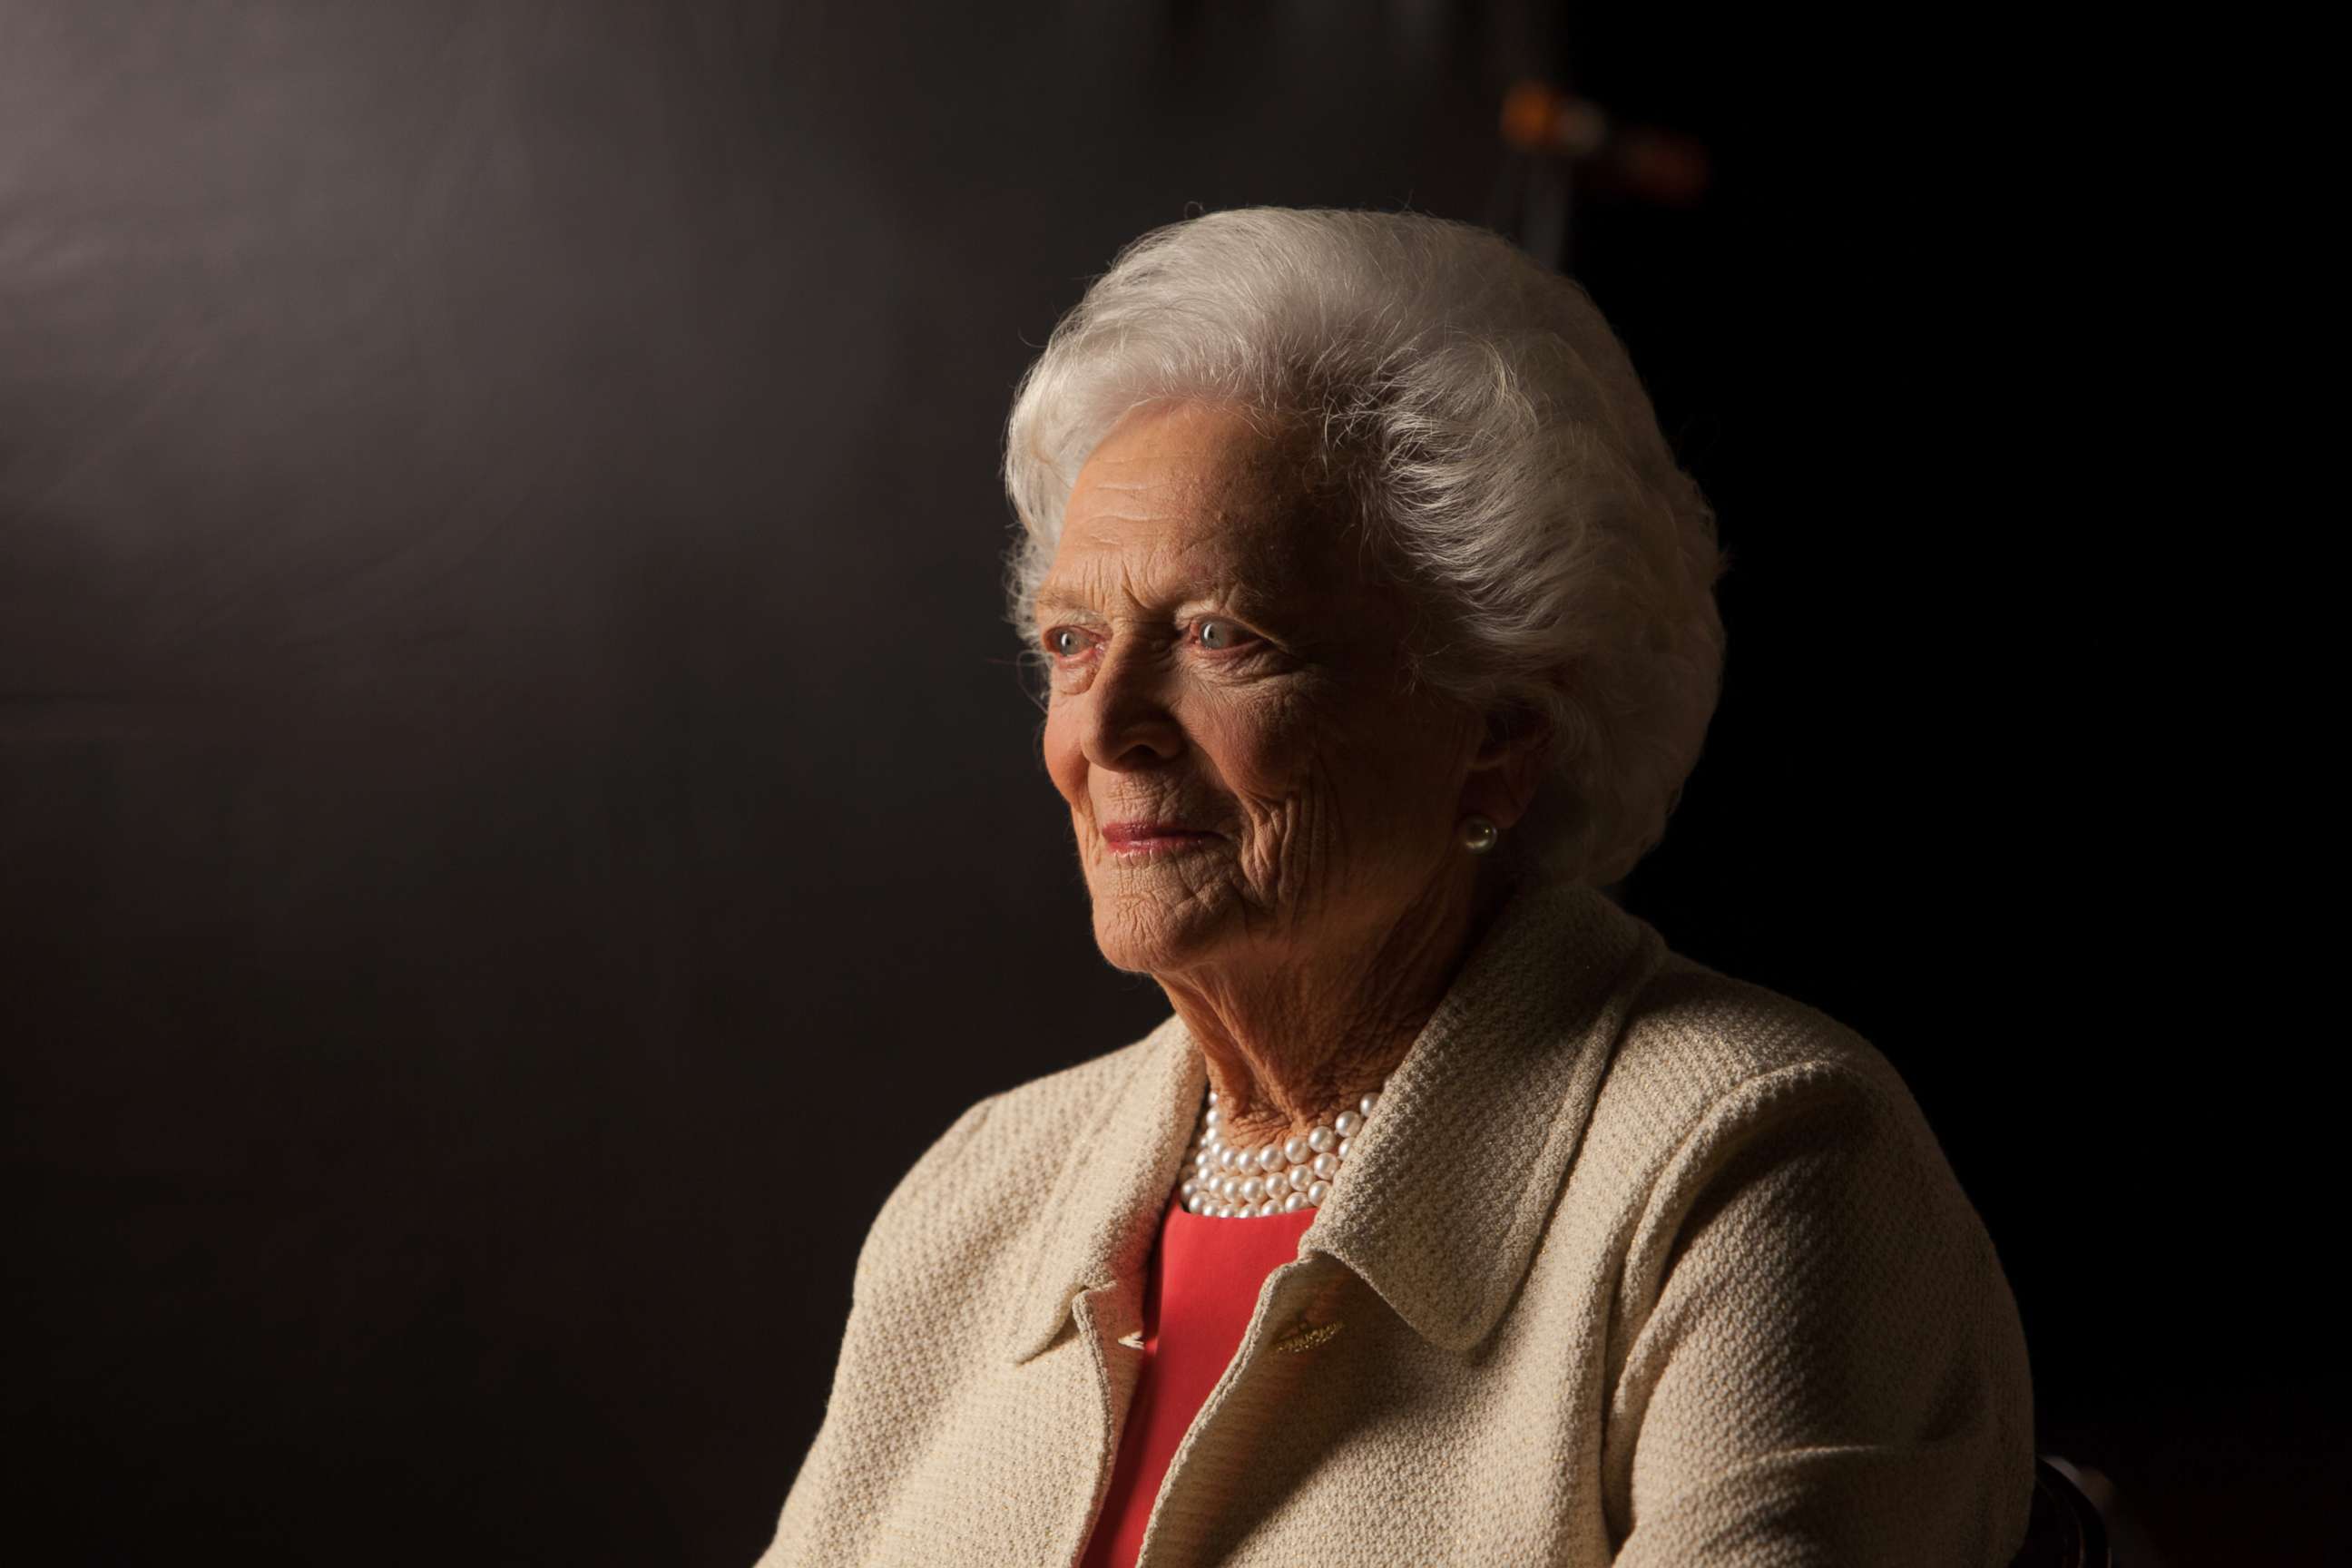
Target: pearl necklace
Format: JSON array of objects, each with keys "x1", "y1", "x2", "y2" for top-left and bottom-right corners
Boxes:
[{"x1": 1178, "y1": 1081, "x2": 1387, "y2": 1219}]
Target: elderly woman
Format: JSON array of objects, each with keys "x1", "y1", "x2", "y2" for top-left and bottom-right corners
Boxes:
[{"x1": 756, "y1": 208, "x2": 2034, "y2": 1566}]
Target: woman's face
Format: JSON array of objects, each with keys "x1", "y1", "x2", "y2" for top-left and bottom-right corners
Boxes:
[{"x1": 1035, "y1": 400, "x2": 1485, "y2": 979}]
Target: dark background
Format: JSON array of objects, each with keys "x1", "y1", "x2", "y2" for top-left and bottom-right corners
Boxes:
[{"x1": 0, "y1": 3, "x2": 2320, "y2": 1564}]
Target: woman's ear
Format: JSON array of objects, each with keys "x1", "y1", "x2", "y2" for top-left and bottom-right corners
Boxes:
[{"x1": 1464, "y1": 704, "x2": 1552, "y2": 830}]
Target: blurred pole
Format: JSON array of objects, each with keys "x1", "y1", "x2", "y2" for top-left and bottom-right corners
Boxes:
[
  {"x1": 1501, "y1": 81, "x2": 1600, "y2": 271},
  {"x1": 1493, "y1": 79, "x2": 1710, "y2": 274}
]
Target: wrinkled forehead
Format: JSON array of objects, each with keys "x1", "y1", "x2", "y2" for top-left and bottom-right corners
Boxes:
[{"x1": 1043, "y1": 402, "x2": 1357, "y2": 610}]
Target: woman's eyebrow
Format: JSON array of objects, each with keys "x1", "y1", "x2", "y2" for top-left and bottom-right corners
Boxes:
[
  {"x1": 1032, "y1": 572, "x2": 1191, "y2": 618},
  {"x1": 1032, "y1": 585, "x2": 1098, "y2": 620},
  {"x1": 1036, "y1": 575, "x2": 1295, "y2": 622}
]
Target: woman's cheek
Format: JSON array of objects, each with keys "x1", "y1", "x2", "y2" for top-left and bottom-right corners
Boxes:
[
  {"x1": 1219, "y1": 731, "x2": 1333, "y2": 897},
  {"x1": 1197, "y1": 683, "x2": 1315, "y2": 799},
  {"x1": 1040, "y1": 702, "x2": 1086, "y2": 805}
]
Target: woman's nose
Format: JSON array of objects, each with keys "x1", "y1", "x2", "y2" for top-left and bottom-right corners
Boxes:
[{"x1": 1081, "y1": 642, "x2": 1184, "y2": 769}]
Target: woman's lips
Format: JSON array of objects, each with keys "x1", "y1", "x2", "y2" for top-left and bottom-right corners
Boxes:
[{"x1": 1100, "y1": 820, "x2": 1220, "y2": 857}]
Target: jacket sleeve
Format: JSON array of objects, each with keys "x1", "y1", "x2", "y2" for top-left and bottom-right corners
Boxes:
[
  {"x1": 751, "y1": 1093, "x2": 996, "y2": 1568},
  {"x1": 1603, "y1": 1061, "x2": 2035, "y2": 1567}
]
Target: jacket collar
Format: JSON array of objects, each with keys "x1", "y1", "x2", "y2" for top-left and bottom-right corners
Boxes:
[
  {"x1": 1003, "y1": 877, "x2": 1666, "y2": 1363},
  {"x1": 1001, "y1": 1008, "x2": 1206, "y2": 1365}
]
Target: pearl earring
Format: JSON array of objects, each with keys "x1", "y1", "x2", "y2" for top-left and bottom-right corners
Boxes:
[{"x1": 1460, "y1": 814, "x2": 1499, "y2": 854}]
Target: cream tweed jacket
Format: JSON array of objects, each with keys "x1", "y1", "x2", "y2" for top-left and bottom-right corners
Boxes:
[{"x1": 756, "y1": 878, "x2": 2035, "y2": 1566}]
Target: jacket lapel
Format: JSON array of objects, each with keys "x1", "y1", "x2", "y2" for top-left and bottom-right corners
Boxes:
[
  {"x1": 1299, "y1": 878, "x2": 1666, "y2": 1352},
  {"x1": 1003, "y1": 1012, "x2": 1207, "y2": 1364},
  {"x1": 1001, "y1": 877, "x2": 1665, "y2": 1366}
]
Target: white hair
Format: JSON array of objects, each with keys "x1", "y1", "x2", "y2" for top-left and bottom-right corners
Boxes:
[{"x1": 1002, "y1": 207, "x2": 1729, "y2": 889}]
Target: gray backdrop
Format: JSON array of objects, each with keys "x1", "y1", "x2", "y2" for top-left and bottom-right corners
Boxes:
[{"x1": 1, "y1": 3, "x2": 2307, "y2": 1564}]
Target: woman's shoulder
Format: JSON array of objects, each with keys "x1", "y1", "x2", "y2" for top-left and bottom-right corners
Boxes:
[
  {"x1": 1580, "y1": 949, "x2": 2037, "y2": 1552},
  {"x1": 1624, "y1": 946, "x2": 1898, "y2": 1076},
  {"x1": 848, "y1": 1023, "x2": 1176, "y2": 1292},
  {"x1": 1579, "y1": 941, "x2": 2018, "y2": 1342},
  {"x1": 891, "y1": 1022, "x2": 1175, "y2": 1183},
  {"x1": 1584, "y1": 942, "x2": 1947, "y2": 1178},
  {"x1": 979, "y1": 1021, "x2": 1180, "y2": 1135}
]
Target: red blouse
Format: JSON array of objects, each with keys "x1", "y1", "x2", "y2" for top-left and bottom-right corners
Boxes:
[{"x1": 1077, "y1": 1189, "x2": 1318, "y2": 1568}]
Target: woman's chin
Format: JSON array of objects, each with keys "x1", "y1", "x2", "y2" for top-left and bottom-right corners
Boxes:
[{"x1": 1087, "y1": 887, "x2": 1234, "y2": 975}]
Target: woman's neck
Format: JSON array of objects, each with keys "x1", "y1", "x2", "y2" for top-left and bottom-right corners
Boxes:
[{"x1": 1158, "y1": 870, "x2": 1513, "y2": 1150}]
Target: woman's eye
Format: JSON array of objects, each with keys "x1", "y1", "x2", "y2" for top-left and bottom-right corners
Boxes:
[
  {"x1": 1047, "y1": 627, "x2": 1089, "y2": 659},
  {"x1": 1195, "y1": 618, "x2": 1251, "y2": 652}
]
